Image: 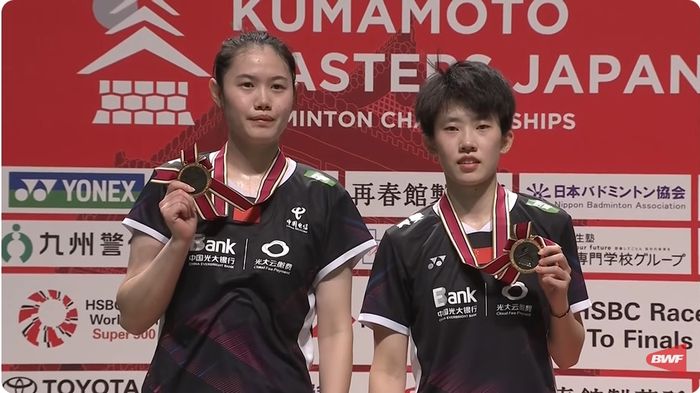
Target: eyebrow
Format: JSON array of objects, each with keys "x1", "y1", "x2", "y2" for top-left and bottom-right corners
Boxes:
[
  {"x1": 441, "y1": 116, "x2": 464, "y2": 123},
  {"x1": 234, "y1": 74, "x2": 290, "y2": 82}
]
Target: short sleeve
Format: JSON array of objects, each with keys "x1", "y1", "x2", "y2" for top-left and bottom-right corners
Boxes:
[
  {"x1": 314, "y1": 188, "x2": 375, "y2": 285},
  {"x1": 358, "y1": 231, "x2": 413, "y2": 336},
  {"x1": 122, "y1": 171, "x2": 171, "y2": 244},
  {"x1": 558, "y1": 215, "x2": 591, "y2": 314}
]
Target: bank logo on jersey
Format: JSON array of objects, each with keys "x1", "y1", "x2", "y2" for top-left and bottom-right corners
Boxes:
[
  {"x1": 187, "y1": 235, "x2": 236, "y2": 269},
  {"x1": 190, "y1": 235, "x2": 236, "y2": 254},
  {"x1": 428, "y1": 255, "x2": 445, "y2": 270},
  {"x1": 6, "y1": 170, "x2": 145, "y2": 212},
  {"x1": 256, "y1": 240, "x2": 294, "y2": 275},
  {"x1": 432, "y1": 286, "x2": 479, "y2": 321},
  {"x1": 286, "y1": 207, "x2": 309, "y2": 234},
  {"x1": 2, "y1": 224, "x2": 33, "y2": 263},
  {"x1": 19, "y1": 290, "x2": 79, "y2": 348}
]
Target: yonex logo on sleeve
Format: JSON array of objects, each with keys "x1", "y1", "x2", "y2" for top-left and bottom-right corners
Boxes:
[{"x1": 428, "y1": 255, "x2": 445, "y2": 270}]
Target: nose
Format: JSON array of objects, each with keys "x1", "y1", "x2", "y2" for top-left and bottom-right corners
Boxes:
[
  {"x1": 458, "y1": 129, "x2": 476, "y2": 152},
  {"x1": 254, "y1": 87, "x2": 271, "y2": 111}
]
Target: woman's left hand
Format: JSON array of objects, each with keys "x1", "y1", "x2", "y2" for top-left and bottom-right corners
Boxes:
[{"x1": 534, "y1": 244, "x2": 571, "y2": 316}]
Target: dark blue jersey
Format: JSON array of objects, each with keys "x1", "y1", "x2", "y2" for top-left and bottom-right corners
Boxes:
[
  {"x1": 123, "y1": 155, "x2": 375, "y2": 393},
  {"x1": 360, "y1": 188, "x2": 590, "y2": 393}
]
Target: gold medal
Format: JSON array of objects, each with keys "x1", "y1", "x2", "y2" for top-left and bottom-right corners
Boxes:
[
  {"x1": 509, "y1": 238, "x2": 542, "y2": 273},
  {"x1": 177, "y1": 162, "x2": 212, "y2": 197}
]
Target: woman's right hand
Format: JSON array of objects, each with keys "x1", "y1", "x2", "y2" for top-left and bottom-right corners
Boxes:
[{"x1": 159, "y1": 181, "x2": 198, "y2": 242}]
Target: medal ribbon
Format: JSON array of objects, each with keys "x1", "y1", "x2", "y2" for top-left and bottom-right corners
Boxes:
[
  {"x1": 437, "y1": 184, "x2": 554, "y2": 284},
  {"x1": 151, "y1": 144, "x2": 287, "y2": 223}
]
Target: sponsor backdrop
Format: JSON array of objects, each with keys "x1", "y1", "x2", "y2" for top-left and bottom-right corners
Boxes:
[{"x1": 2, "y1": 0, "x2": 699, "y2": 392}]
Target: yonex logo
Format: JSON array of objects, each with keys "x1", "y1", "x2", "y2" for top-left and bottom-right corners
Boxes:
[
  {"x1": 2, "y1": 224, "x2": 33, "y2": 263},
  {"x1": 291, "y1": 207, "x2": 306, "y2": 220},
  {"x1": 13, "y1": 179, "x2": 57, "y2": 202},
  {"x1": 428, "y1": 255, "x2": 445, "y2": 270},
  {"x1": 19, "y1": 290, "x2": 78, "y2": 348},
  {"x1": 7, "y1": 171, "x2": 145, "y2": 211}
]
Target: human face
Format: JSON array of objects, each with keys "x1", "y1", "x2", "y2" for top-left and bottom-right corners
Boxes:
[
  {"x1": 210, "y1": 45, "x2": 294, "y2": 146},
  {"x1": 425, "y1": 104, "x2": 513, "y2": 189}
]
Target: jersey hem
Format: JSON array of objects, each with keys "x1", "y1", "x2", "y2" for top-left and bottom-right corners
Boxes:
[
  {"x1": 358, "y1": 313, "x2": 409, "y2": 336},
  {"x1": 313, "y1": 238, "x2": 376, "y2": 286},
  {"x1": 122, "y1": 218, "x2": 169, "y2": 244},
  {"x1": 570, "y1": 298, "x2": 592, "y2": 314}
]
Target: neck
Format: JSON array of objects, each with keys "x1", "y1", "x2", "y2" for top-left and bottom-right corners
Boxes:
[
  {"x1": 224, "y1": 138, "x2": 281, "y2": 197},
  {"x1": 225, "y1": 138, "x2": 279, "y2": 177},
  {"x1": 445, "y1": 177, "x2": 499, "y2": 229}
]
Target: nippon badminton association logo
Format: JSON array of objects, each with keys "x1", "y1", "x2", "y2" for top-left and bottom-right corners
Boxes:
[{"x1": 19, "y1": 290, "x2": 79, "y2": 348}]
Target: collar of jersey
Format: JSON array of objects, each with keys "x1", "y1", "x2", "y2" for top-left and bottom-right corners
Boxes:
[
  {"x1": 206, "y1": 151, "x2": 297, "y2": 198},
  {"x1": 432, "y1": 186, "x2": 518, "y2": 234}
]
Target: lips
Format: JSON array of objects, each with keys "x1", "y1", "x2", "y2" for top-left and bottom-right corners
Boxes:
[
  {"x1": 457, "y1": 156, "x2": 480, "y2": 164},
  {"x1": 250, "y1": 115, "x2": 274, "y2": 121}
]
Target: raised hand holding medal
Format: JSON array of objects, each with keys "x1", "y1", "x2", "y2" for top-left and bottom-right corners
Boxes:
[
  {"x1": 151, "y1": 143, "x2": 288, "y2": 224},
  {"x1": 438, "y1": 183, "x2": 557, "y2": 285},
  {"x1": 535, "y1": 242, "x2": 573, "y2": 317}
]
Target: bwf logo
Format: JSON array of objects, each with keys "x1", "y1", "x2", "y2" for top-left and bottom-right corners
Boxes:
[{"x1": 645, "y1": 345, "x2": 687, "y2": 372}]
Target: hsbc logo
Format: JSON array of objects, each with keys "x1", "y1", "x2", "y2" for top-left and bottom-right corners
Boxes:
[
  {"x1": 19, "y1": 290, "x2": 79, "y2": 348},
  {"x1": 646, "y1": 345, "x2": 687, "y2": 372}
]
